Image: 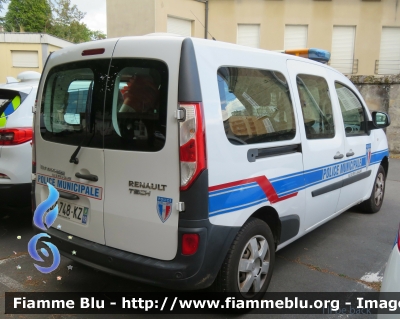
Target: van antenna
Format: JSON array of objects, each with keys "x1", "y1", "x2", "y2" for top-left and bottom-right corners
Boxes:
[{"x1": 190, "y1": 10, "x2": 216, "y2": 40}]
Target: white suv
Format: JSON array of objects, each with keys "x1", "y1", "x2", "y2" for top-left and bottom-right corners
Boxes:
[{"x1": 0, "y1": 71, "x2": 40, "y2": 207}]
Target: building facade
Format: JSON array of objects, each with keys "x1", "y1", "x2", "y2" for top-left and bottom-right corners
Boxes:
[
  {"x1": 0, "y1": 33, "x2": 73, "y2": 83},
  {"x1": 107, "y1": 0, "x2": 400, "y2": 76}
]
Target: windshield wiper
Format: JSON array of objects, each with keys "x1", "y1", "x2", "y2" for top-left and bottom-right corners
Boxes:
[{"x1": 69, "y1": 81, "x2": 94, "y2": 164}]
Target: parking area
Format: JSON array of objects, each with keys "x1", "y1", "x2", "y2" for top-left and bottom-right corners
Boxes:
[{"x1": 1, "y1": 159, "x2": 399, "y2": 319}]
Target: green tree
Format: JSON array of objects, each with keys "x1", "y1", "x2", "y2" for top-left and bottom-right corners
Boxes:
[
  {"x1": 49, "y1": 0, "x2": 106, "y2": 43},
  {"x1": 90, "y1": 30, "x2": 106, "y2": 41},
  {"x1": 4, "y1": 0, "x2": 51, "y2": 32}
]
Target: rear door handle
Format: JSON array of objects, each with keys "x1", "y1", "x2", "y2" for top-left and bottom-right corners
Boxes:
[
  {"x1": 75, "y1": 172, "x2": 98, "y2": 182},
  {"x1": 346, "y1": 151, "x2": 355, "y2": 157},
  {"x1": 333, "y1": 153, "x2": 344, "y2": 160},
  {"x1": 59, "y1": 191, "x2": 79, "y2": 200}
]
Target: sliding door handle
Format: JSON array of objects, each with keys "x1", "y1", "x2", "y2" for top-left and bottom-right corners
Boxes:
[
  {"x1": 75, "y1": 172, "x2": 98, "y2": 182},
  {"x1": 346, "y1": 151, "x2": 355, "y2": 157},
  {"x1": 334, "y1": 153, "x2": 344, "y2": 160}
]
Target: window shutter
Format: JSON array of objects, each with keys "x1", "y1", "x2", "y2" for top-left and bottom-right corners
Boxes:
[
  {"x1": 330, "y1": 26, "x2": 356, "y2": 74},
  {"x1": 237, "y1": 24, "x2": 260, "y2": 48},
  {"x1": 378, "y1": 27, "x2": 400, "y2": 74},
  {"x1": 284, "y1": 25, "x2": 308, "y2": 49},
  {"x1": 167, "y1": 17, "x2": 192, "y2": 37},
  {"x1": 11, "y1": 51, "x2": 39, "y2": 68}
]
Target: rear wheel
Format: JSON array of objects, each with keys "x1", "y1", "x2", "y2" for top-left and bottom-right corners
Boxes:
[
  {"x1": 361, "y1": 165, "x2": 386, "y2": 214},
  {"x1": 214, "y1": 218, "x2": 275, "y2": 299}
]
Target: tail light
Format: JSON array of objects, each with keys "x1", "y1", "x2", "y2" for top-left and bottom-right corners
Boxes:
[
  {"x1": 179, "y1": 103, "x2": 206, "y2": 191},
  {"x1": 0, "y1": 128, "x2": 33, "y2": 145},
  {"x1": 182, "y1": 233, "x2": 200, "y2": 255}
]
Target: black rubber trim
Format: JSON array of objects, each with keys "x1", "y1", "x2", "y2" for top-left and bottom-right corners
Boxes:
[
  {"x1": 279, "y1": 215, "x2": 300, "y2": 244},
  {"x1": 312, "y1": 179, "x2": 343, "y2": 197},
  {"x1": 342, "y1": 170, "x2": 372, "y2": 187},
  {"x1": 33, "y1": 219, "x2": 239, "y2": 290},
  {"x1": 247, "y1": 144, "x2": 302, "y2": 162},
  {"x1": 178, "y1": 38, "x2": 202, "y2": 102},
  {"x1": 75, "y1": 172, "x2": 98, "y2": 182},
  {"x1": 179, "y1": 169, "x2": 209, "y2": 220},
  {"x1": 312, "y1": 170, "x2": 372, "y2": 197}
]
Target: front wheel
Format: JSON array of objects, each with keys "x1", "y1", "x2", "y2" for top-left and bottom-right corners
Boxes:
[
  {"x1": 214, "y1": 218, "x2": 275, "y2": 299},
  {"x1": 361, "y1": 165, "x2": 386, "y2": 214}
]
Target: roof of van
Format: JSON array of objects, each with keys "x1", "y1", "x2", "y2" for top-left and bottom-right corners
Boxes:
[
  {"x1": 49, "y1": 34, "x2": 344, "y2": 78},
  {"x1": 147, "y1": 35, "x2": 339, "y2": 70}
]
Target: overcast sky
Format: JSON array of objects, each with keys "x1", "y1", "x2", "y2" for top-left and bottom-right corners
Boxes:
[
  {"x1": 0, "y1": 0, "x2": 107, "y2": 34},
  {"x1": 70, "y1": 0, "x2": 107, "y2": 34}
]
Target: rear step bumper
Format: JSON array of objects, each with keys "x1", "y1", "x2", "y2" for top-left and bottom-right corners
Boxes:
[{"x1": 34, "y1": 220, "x2": 239, "y2": 290}]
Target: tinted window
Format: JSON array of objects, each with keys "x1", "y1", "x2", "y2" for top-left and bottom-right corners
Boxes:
[
  {"x1": 40, "y1": 60, "x2": 109, "y2": 148},
  {"x1": 296, "y1": 74, "x2": 335, "y2": 139},
  {"x1": 217, "y1": 67, "x2": 295, "y2": 145},
  {"x1": 334, "y1": 82, "x2": 366, "y2": 136},
  {"x1": 103, "y1": 59, "x2": 168, "y2": 152}
]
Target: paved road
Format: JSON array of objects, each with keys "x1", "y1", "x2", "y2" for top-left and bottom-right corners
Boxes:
[{"x1": 1, "y1": 159, "x2": 399, "y2": 319}]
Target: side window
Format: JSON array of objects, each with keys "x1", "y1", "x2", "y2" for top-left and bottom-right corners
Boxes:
[
  {"x1": 296, "y1": 74, "x2": 335, "y2": 139},
  {"x1": 103, "y1": 59, "x2": 168, "y2": 152},
  {"x1": 217, "y1": 67, "x2": 296, "y2": 145},
  {"x1": 334, "y1": 82, "x2": 366, "y2": 136},
  {"x1": 41, "y1": 60, "x2": 109, "y2": 148}
]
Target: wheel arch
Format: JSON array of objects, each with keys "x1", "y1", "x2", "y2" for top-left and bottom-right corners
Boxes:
[
  {"x1": 249, "y1": 206, "x2": 281, "y2": 248},
  {"x1": 381, "y1": 156, "x2": 389, "y2": 178}
]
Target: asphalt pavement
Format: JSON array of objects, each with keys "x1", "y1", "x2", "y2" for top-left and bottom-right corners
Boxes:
[{"x1": 1, "y1": 159, "x2": 399, "y2": 319}]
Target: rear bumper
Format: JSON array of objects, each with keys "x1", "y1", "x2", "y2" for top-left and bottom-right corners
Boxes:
[
  {"x1": 0, "y1": 183, "x2": 31, "y2": 206},
  {"x1": 35, "y1": 219, "x2": 239, "y2": 290}
]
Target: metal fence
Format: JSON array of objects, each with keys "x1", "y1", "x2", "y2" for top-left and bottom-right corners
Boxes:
[{"x1": 328, "y1": 59, "x2": 358, "y2": 75}]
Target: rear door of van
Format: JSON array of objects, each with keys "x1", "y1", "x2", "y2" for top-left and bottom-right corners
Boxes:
[
  {"x1": 35, "y1": 40, "x2": 119, "y2": 244},
  {"x1": 102, "y1": 36, "x2": 182, "y2": 260}
]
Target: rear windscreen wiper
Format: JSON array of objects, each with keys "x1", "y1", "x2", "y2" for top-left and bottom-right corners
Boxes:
[{"x1": 69, "y1": 81, "x2": 94, "y2": 164}]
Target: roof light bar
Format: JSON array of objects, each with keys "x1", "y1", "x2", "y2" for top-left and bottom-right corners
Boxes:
[{"x1": 284, "y1": 48, "x2": 331, "y2": 64}]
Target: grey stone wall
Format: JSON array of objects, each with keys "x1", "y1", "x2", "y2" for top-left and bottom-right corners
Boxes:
[{"x1": 348, "y1": 75, "x2": 400, "y2": 154}]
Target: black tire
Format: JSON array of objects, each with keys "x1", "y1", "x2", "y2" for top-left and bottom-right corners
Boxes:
[
  {"x1": 361, "y1": 165, "x2": 386, "y2": 214},
  {"x1": 214, "y1": 218, "x2": 275, "y2": 299}
]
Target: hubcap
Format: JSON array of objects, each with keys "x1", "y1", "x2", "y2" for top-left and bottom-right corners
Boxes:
[
  {"x1": 374, "y1": 173, "x2": 384, "y2": 206},
  {"x1": 237, "y1": 235, "x2": 270, "y2": 295}
]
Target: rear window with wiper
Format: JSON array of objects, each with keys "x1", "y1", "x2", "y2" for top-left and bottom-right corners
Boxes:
[
  {"x1": 40, "y1": 58, "x2": 169, "y2": 152},
  {"x1": 0, "y1": 89, "x2": 28, "y2": 120}
]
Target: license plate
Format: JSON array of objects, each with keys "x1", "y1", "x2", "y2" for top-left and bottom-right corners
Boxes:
[{"x1": 58, "y1": 201, "x2": 89, "y2": 225}]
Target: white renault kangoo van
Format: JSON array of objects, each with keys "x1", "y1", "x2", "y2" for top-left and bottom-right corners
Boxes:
[{"x1": 33, "y1": 35, "x2": 390, "y2": 298}]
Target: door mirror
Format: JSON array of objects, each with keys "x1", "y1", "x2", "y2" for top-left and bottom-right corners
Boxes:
[{"x1": 371, "y1": 111, "x2": 390, "y2": 129}]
